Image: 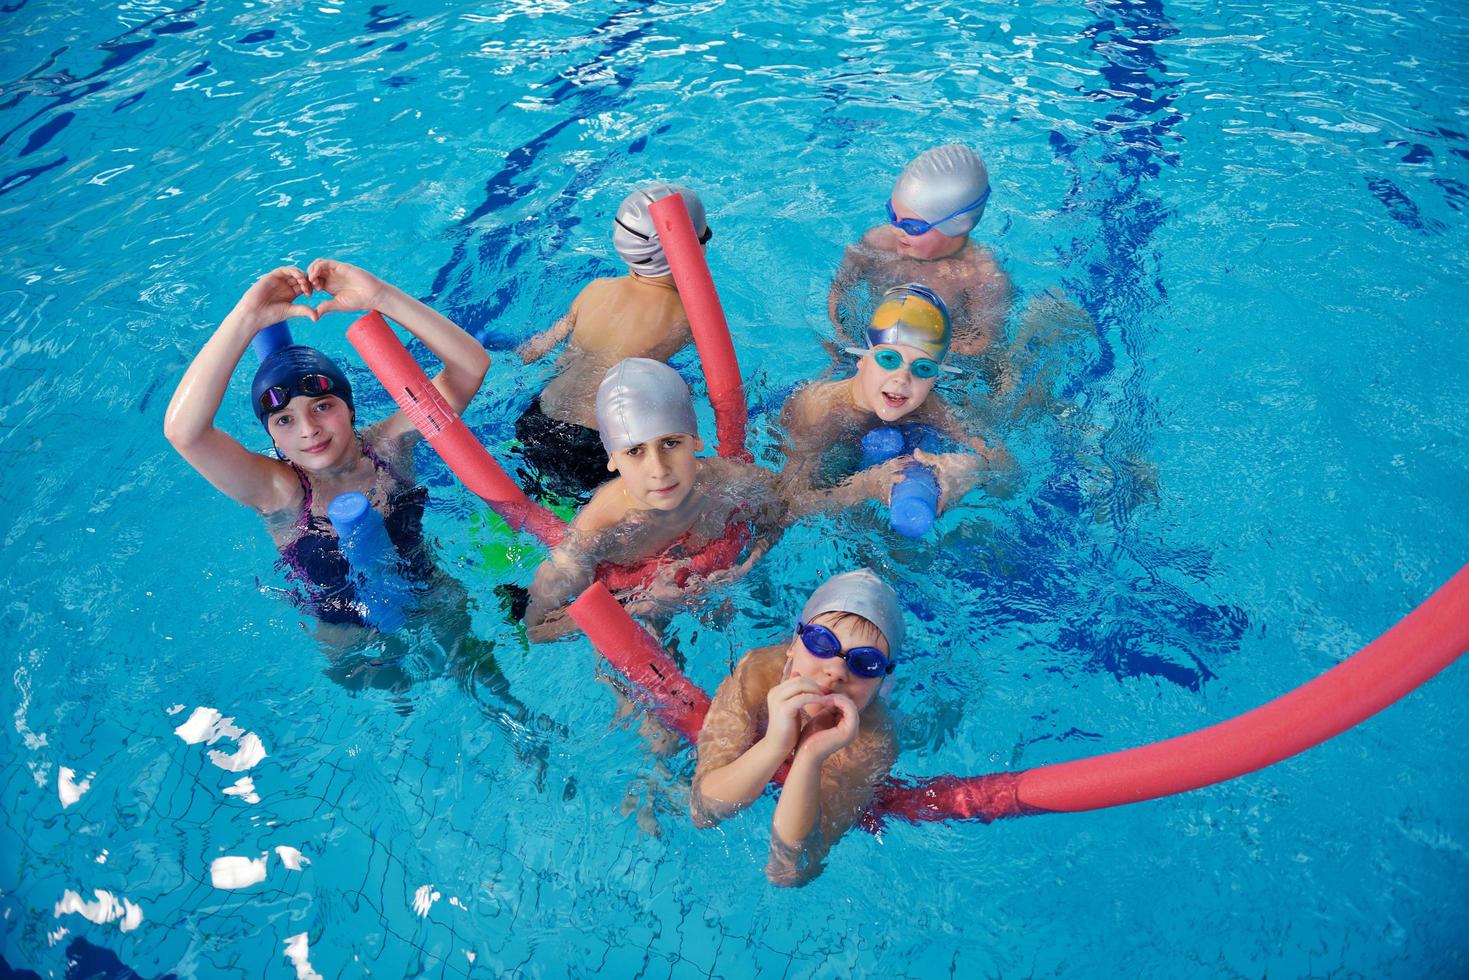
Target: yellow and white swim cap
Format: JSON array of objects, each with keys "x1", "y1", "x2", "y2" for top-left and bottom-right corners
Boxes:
[{"x1": 845, "y1": 283, "x2": 961, "y2": 374}]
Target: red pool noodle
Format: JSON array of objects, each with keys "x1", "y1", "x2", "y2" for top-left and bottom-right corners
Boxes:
[
  {"x1": 597, "y1": 519, "x2": 750, "y2": 593},
  {"x1": 346, "y1": 311, "x2": 567, "y2": 548},
  {"x1": 875, "y1": 561, "x2": 1469, "y2": 824},
  {"x1": 569, "y1": 554, "x2": 1469, "y2": 825},
  {"x1": 648, "y1": 192, "x2": 749, "y2": 461},
  {"x1": 566, "y1": 583, "x2": 712, "y2": 742}
]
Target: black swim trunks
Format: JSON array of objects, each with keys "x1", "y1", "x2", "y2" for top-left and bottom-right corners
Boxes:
[{"x1": 514, "y1": 395, "x2": 610, "y2": 504}]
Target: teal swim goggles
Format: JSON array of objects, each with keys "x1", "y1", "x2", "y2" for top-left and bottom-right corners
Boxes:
[
  {"x1": 871, "y1": 347, "x2": 942, "y2": 380},
  {"x1": 885, "y1": 186, "x2": 990, "y2": 236},
  {"x1": 796, "y1": 621, "x2": 895, "y2": 678}
]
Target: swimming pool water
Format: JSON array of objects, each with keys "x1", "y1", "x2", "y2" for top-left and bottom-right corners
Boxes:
[{"x1": 2, "y1": 0, "x2": 1467, "y2": 976}]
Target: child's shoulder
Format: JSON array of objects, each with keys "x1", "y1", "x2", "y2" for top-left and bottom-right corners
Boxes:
[
  {"x1": 735, "y1": 644, "x2": 786, "y2": 698},
  {"x1": 571, "y1": 478, "x2": 630, "y2": 533}
]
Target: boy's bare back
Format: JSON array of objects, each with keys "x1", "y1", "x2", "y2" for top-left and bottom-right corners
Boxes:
[{"x1": 538, "y1": 276, "x2": 692, "y2": 428}]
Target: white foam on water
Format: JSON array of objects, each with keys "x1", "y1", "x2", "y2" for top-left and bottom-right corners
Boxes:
[
  {"x1": 223, "y1": 776, "x2": 260, "y2": 804},
  {"x1": 210, "y1": 853, "x2": 268, "y2": 889},
  {"x1": 54, "y1": 889, "x2": 144, "y2": 932},
  {"x1": 96, "y1": 850, "x2": 108, "y2": 864},
  {"x1": 173, "y1": 707, "x2": 241, "y2": 745},
  {"x1": 166, "y1": 704, "x2": 185, "y2": 716},
  {"x1": 274, "y1": 846, "x2": 308, "y2": 870},
  {"x1": 412, "y1": 884, "x2": 440, "y2": 918},
  {"x1": 284, "y1": 933, "x2": 324, "y2": 980},
  {"x1": 58, "y1": 767, "x2": 93, "y2": 808},
  {"x1": 209, "y1": 732, "x2": 267, "y2": 772}
]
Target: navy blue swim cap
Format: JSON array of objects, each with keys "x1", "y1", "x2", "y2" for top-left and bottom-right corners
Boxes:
[{"x1": 251, "y1": 345, "x2": 353, "y2": 426}]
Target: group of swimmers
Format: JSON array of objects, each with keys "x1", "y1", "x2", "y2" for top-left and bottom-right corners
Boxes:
[{"x1": 165, "y1": 144, "x2": 1020, "y2": 886}]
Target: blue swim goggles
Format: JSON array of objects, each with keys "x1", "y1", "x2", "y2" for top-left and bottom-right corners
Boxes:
[
  {"x1": 885, "y1": 186, "x2": 991, "y2": 236},
  {"x1": 796, "y1": 621, "x2": 895, "y2": 678}
]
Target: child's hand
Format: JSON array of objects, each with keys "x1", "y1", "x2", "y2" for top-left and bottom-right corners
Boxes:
[
  {"x1": 794, "y1": 693, "x2": 860, "y2": 762},
  {"x1": 231, "y1": 266, "x2": 317, "y2": 332},
  {"x1": 763, "y1": 673, "x2": 826, "y2": 755},
  {"x1": 307, "y1": 259, "x2": 389, "y2": 315},
  {"x1": 857, "y1": 457, "x2": 908, "y2": 504},
  {"x1": 912, "y1": 448, "x2": 983, "y2": 512}
]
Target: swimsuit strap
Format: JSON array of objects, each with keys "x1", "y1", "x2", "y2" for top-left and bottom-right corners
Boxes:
[
  {"x1": 361, "y1": 437, "x2": 410, "y2": 486},
  {"x1": 287, "y1": 462, "x2": 315, "y2": 532}
]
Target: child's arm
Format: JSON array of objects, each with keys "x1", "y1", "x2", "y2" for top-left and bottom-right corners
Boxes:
[
  {"x1": 766, "y1": 701, "x2": 896, "y2": 887},
  {"x1": 919, "y1": 400, "x2": 1019, "y2": 502},
  {"x1": 307, "y1": 259, "x2": 489, "y2": 448},
  {"x1": 523, "y1": 536, "x2": 598, "y2": 642},
  {"x1": 825, "y1": 230, "x2": 882, "y2": 330},
  {"x1": 775, "y1": 386, "x2": 907, "y2": 518},
  {"x1": 961, "y1": 255, "x2": 1016, "y2": 348},
  {"x1": 163, "y1": 267, "x2": 318, "y2": 512},
  {"x1": 691, "y1": 655, "x2": 826, "y2": 829},
  {"x1": 517, "y1": 296, "x2": 579, "y2": 365}
]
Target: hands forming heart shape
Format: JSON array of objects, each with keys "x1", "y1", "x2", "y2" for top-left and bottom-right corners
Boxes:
[{"x1": 239, "y1": 259, "x2": 390, "y2": 330}]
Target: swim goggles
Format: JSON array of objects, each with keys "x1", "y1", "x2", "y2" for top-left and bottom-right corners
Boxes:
[
  {"x1": 870, "y1": 347, "x2": 942, "y2": 380},
  {"x1": 796, "y1": 621, "x2": 895, "y2": 678},
  {"x1": 613, "y1": 217, "x2": 714, "y2": 255},
  {"x1": 257, "y1": 373, "x2": 339, "y2": 415},
  {"x1": 885, "y1": 186, "x2": 991, "y2": 236}
]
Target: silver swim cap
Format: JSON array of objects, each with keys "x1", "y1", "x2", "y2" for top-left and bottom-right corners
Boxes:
[
  {"x1": 595, "y1": 357, "x2": 699, "y2": 455},
  {"x1": 612, "y1": 182, "x2": 709, "y2": 278},
  {"x1": 891, "y1": 145, "x2": 990, "y2": 236},
  {"x1": 843, "y1": 283, "x2": 962, "y2": 375},
  {"x1": 799, "y1": 569, "x2": 905, "y2": 654}
]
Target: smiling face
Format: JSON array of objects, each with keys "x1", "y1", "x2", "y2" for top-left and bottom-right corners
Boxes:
[
  {"x1": 888, "y1": 196, "x2": 968, "y2": 261},
  {"x1": 784, "y1": 611, "x2": 889, "y2": 715},
  {"x1": 266, "y1": 394, "x2": 357, "y2": 470},
  {"x1": 853, "y1": 343, "x2": 939, "y2": 422},
  {"x1": 607, "y1": 431, "x2": 703, "y2": 511}
]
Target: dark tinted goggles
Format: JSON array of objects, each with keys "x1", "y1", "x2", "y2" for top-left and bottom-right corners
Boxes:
[{"x1": 257, "y1": 373, "x2": 338, "y2": 415}]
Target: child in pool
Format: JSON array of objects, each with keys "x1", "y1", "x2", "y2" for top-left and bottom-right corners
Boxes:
[
  {"x1": 782, "y1": 282, "x2": 1016, "y2": 513},
  {"x1": 522, "y1": 357, "x2": 786, "y2": 641},
  {"x1": 690, "y1": 569, "x2": 902, "y2": 887},
  {"x1": 515, "y1": 182, "x2": 712, "y2": 503},
  {"x1": 164, "y1": 260, "x2": 489, "y2": 628},
  {"x1": 828, "y1": 144, "x2": 1013, "y2": 357}
]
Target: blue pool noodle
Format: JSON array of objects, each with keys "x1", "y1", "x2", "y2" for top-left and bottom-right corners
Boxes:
[
  {"x1": 860, "y1": 425, "x2": 942, "y2": 539},
  {"x1": 326, "y1": 493, "x2": 413, "y2": 632},
  {"x1": 251, "y1": 322, "x2": 294, "y2": 361}
]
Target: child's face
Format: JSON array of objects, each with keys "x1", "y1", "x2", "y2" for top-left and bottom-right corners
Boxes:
[
  {"x1": 784, "y1": 612, "x2": 889, "y2": 714},
  {"x1": 607, "y1": 432, "x2": 703, "y2": 511},
  {"x1": 889, "y1": 196, "x2": 968, "y2": 261},
  {"x1": 268, "y1": 394, "x2": 356, "y2": 469},
  {"x1": 854, "y1": 343, "x2": 938, "y2": 422}
]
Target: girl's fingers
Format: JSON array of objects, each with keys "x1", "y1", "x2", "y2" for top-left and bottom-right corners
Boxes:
[{"x1": 284, "y1": 303, "x2": 318, "y2": 322}]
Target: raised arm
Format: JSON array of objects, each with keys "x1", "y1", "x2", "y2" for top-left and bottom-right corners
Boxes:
[
  {"x1": 163, "y1": 267, "x2": 317, "y2": 512},
  {"x1": 691, "y1": 653, "x2": 825, "y2": 828},
  {"x1": 767, "y1": 701, "x2": 895, "y2": 887},
  {"x1": 307, "y1": 259, "x2": 489, "y2": 440}
]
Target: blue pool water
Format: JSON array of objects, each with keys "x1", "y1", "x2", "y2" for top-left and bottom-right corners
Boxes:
[{"x1": 3, "y1": 0, "x2": 1467, "y2": 975}]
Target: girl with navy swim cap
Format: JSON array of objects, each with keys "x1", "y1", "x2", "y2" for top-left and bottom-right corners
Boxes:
[{"x1": 164, "y1": 261, "x2": 490, "y2": 632}]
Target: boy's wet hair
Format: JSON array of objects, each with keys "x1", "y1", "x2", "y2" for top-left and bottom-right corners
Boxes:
[{"x1": 810, "y1": 610, "x2": 888, "y2": 649}]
